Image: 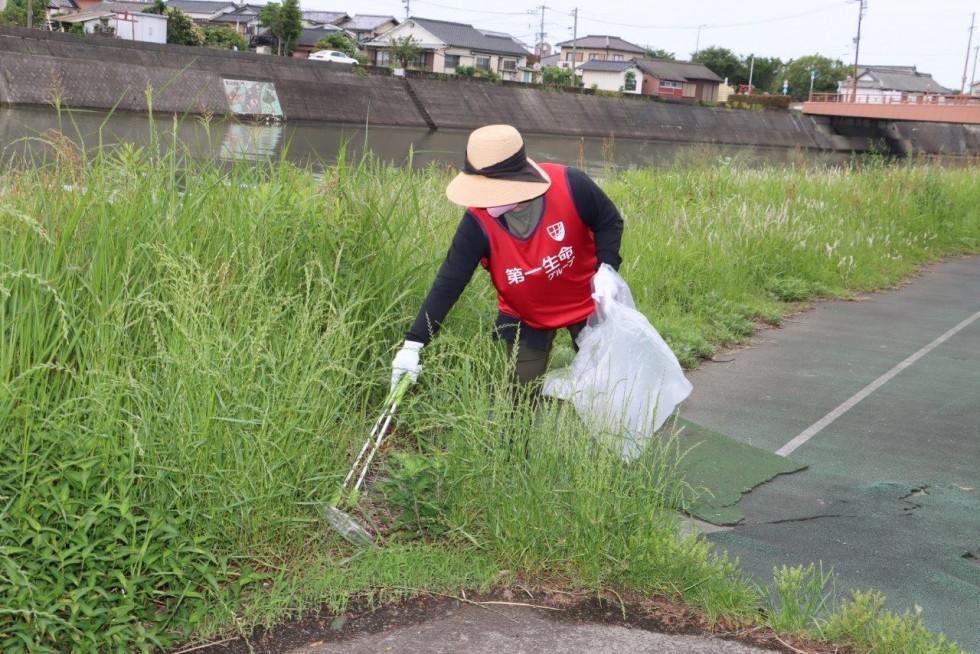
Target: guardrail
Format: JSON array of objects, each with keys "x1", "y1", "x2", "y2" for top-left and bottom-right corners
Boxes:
[{"x1": 808, "y1": 92, "x2": 980, "y2": 106}]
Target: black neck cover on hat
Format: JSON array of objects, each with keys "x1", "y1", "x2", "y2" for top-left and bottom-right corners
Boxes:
[{"x1": 463, "y1": 145, "x2": 548, "y2": 183}]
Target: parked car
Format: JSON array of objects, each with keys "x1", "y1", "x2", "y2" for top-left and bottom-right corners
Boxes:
[{"x1": 308, "y1": 50, "x2": 359, "y2": 66}]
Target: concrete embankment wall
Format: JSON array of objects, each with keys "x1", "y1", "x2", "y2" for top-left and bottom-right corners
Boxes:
[{"x1": 3, "y1": 26, "x2": 977, "y2": 155}]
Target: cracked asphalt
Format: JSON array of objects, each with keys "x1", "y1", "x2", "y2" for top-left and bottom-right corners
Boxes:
[{"x1": 679, "y1": 255, "x2": 980, "y2": 653}]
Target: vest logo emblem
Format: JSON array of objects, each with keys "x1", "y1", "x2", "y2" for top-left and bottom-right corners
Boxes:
[{"x1": 547, "y1": 222, "x2": 565, "y2": 241}]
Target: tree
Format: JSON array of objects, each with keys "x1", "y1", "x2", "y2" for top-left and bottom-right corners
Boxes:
[
  {"x1": 203, "y1": 25, "x2": 248, "y2": 50},
  {"x1": 143, "y1": 1, "x2": 204, "y2": 46},
  {"x1": 313, "y1": 31, "x2": 357, "y2": 56},
  {"x1": 0, "y1": 0, "x2": 29, "y2": 27},
  {"x1": 259, "y1": 0, "x2": 302, "y2": 56},
  {"x1": 692, "y1": 46, "x2": 746, "y2": 86},
  {"x1": 541, "y1": 65, "x2": 574, "y2": 87},
  {"x1": 645, "y1": 48, "x2": 675, "y2": 61},
  {"x1": 385, "y1": 35, "x2": 422, "y2": 70},
  {"x1": 166, "y1": 8, "x2": 204, "y2": 46},
  {"x1": 780, "y1": 54, "x2": 849, "y2": 101},
  {"x1": 743, "y1": 55, "x2": 782, "y2": 93}
]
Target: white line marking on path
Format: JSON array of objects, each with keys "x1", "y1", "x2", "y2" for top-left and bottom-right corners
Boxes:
[{"x1": 776, "y1": 310, "x2": 980, "y2": 457}]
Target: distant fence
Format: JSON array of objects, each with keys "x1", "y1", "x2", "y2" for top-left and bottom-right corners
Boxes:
[{"x1": 808, "y1": 92, "x2": 980, "y2": 107}]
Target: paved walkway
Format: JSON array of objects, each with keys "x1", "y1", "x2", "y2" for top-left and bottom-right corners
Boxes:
[{"x1": 681, "y1": 255, "x2": 980, "y2": 653}]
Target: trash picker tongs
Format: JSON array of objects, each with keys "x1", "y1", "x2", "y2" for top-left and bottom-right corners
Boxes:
[{"x1": 325, "y1": 375, "x2": 412, "y2": 547}]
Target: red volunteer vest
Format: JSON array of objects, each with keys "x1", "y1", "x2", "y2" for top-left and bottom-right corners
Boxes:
[{"x1": 471, "y1": 163, "x2": 598, "y2": 330}]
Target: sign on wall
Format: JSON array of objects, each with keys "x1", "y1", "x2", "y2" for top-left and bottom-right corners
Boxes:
[{"x1": 222, "y1": 79, "x2": 283, "y2": 117}]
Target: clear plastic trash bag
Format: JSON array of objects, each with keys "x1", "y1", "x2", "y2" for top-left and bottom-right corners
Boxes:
[{"x1": 542, "y1": 265, "x2": 693, "y2": 461}]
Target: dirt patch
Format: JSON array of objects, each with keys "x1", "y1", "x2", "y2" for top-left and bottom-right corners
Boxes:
[{"x1": 170, "y1": 587, "x2": 851, "y2": 654}]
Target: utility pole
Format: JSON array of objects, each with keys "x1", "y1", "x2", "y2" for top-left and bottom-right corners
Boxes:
[
  {"x1": 972, "y1": 45, "x2": 979, "y2": 94},
  {"x1": 748, "y1": 54, "x2": 755, "y2": 91},
  {"x1": 962, "y1": 12, "x2": 976, "y2": 94},
  {"x1": 571, "y1": 7, "x2": 578, "y2": 82},
  {"x1": 534, "y1": 5, "x2": 548, "y2": 57},
  {"x1": 850, "y1": 0, "x2": 867, "y2": 102},
  {"x1": 402, "y1": 0, "x2": 410, "y2": 21},
  {"x1": 694, "y1": 24, "x2": 706, "y2": 58},
  {"x1": 27, "y1": 0, "x2": 33, "y2": 29}
]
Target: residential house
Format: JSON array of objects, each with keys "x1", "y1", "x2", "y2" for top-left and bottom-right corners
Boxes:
[
  {"x1": 50, "y1": 1, "x2": 167, "y2": 42},
  {"x1": 972, "y1": 79, "x2": 980, "y2": 97},
  {"x1": 364, "y1": 16, "x2": 530, "y2": 82},
  {"x1": 634, "y1": 59, "x2": 723, "y2": 102},
  {"x1": 837, "y1": 65, "x2": 952, "y2": 101},
  {"x1": 207, "y1": 4, "x2": 263, "y2": 40},
  {"x1": 554, "y1": 35, "x2": 646, "y2": 75},
  {"x1": 578, "y1": 59, "x2": 641, "y2": 94},
  {"x1": 338, "y1": 14, "x2": 398, "y2": 43}
]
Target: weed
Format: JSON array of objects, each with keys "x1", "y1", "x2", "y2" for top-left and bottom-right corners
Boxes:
[
  {"x1": 378, "y1": 450, "x2": 452, "y2": 542},
  {"x1": 763, "y1": 563, "x2": 834, "y2": 636},
  {"x1": 817, "y1": 590, "x2": 964, "y2": 654}
]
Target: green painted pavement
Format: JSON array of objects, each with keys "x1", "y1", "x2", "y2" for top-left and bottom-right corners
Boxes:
[
  {"x1": 678, "y1": 256, "x2": 980, "y2": 653},
  {"x1": 669, "y1": 418, "x2": 806, "y2": 525}
]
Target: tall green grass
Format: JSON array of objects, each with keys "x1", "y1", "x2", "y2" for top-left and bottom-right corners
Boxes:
[{"x1": 1, "y1": 126, "x2": 976, "y2": 652}]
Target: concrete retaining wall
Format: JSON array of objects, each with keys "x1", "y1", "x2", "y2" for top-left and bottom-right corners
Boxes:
[{"x1": 2, "y1": 27, "x2": 976, "y2": 155}]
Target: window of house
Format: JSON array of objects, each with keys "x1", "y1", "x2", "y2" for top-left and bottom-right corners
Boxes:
[
  {"x1": 501, "y1": 59, "x2": 516, "y2": 71},
  {"x1": 661, "y1": 80, "x2": 683, "y2": 89},
  {"x1": 589, "y1": 53, "x2": 599, "y2": 60},
  {"x1": 565, "y1": 51, "x2": 575, "y2": 61},
  {"x1": 445, "y1": 54, "x2": 461, "y2": 69},
  {"x1": 613, "y1": 54, "x2": 623, "y2": 61},
  {"x1": 476, "y1": 56, "x2": 491, "y2": 70}
]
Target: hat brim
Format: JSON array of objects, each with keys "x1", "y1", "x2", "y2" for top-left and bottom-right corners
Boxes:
[{"x1": 445, "y1": 158, "x2": 551, "y2": 207}]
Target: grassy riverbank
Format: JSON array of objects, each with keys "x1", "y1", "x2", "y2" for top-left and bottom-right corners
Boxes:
[{"x1": 2, "y1": 132, "x2": 977, "y2": 652}]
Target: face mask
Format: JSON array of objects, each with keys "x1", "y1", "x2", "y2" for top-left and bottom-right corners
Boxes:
[{"x1": 487, "y1": 203, "x2": 519, "y2": 218}]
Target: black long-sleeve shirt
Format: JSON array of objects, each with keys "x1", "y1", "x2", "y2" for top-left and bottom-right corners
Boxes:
[{"x1": 407, "y1": 166, "x2": 624, "y2": 350}]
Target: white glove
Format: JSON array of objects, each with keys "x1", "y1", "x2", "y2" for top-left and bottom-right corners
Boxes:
[
  {"x1": 391, "y1": 340, "x2": 423, "y2": 391},
  {"x1": 591, "y1": 265, "x2": 619, "y2": 304}
]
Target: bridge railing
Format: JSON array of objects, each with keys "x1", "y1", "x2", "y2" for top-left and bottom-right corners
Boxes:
[{"x1": 808, "y1": 92, "x2": 980, "y2": 107}]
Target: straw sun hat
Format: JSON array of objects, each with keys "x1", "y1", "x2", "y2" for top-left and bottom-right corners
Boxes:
[{"x1": 445, "y1": 124, "x2": 551, "y2": 207}]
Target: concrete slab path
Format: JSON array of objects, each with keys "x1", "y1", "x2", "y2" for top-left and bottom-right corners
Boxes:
[{"x1": 285, "y1": 601, "x2": 773, "y2": 654}]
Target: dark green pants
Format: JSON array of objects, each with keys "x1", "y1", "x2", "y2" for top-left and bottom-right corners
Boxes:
[{"x1": 507, "y1": 321, "x2": 586, "y2": 386}]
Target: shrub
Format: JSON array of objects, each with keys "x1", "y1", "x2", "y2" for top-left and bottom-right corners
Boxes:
[{"x1": 726, "y1": 93, "x2": 792, "y2": 110}]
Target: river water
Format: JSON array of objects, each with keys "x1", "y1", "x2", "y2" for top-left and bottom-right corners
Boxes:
[{"x1": 1, "y1": 106, "x2": 846, "y2": 174}]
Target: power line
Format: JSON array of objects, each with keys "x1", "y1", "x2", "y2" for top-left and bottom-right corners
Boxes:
[{"x1": 576, "y1": 3, "x2": 845, "y2": 32}]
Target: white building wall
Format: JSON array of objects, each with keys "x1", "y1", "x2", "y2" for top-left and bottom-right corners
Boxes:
[
  {"x1": 114, "y1": 13, "x2": 168, "y2": 43},
  {"x1": 580, "y1": 67, "x2": 640, "y2": 94}
]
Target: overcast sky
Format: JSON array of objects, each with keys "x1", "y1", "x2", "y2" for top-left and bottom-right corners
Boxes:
[{"x1": 307, "y1": 0, "x2": 979, "y2": 91}]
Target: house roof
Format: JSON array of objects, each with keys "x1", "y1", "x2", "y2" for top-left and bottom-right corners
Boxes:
[
  {"x1": 52, "y1": 5, "x2": 167, "y2": 21},
  {"x1": 339, "y1": 14, "x2": 397, "y2": 31},
  {"x1": 166, "y1": 0, "x2": 236, "y2": 14},
  {"x1": 73, "y1": 0, "x2": 158, "y2": 14},
  {"x1": 296, "y1": 26, "x2": 347, "y2": 47},
  {"x1": 48, "y1": 0, "x2": 79, "y2": 10},
  {"x1": 539, "y1": 53, "x2": 560, "y2": 67},
  {"x1": 403, "y1": 17, "x2": 530, "y2": 56},
  {"x1": 857, "y1": 66, "x2": 951, "y2": 94},
  {"x1": 555, "y1": 35, "x2": 645, "y2": 54},
  {"x1": 209, "y1": 8, "x2": 258, "y2": 23},
  {"x1": 302, "y1": 11, "x2": 349, "y2": 26},
  {"x1": 635, "y1": 59, "x2": 723, "y2": 83},
  {"x1": 578, "y1": 59, "x2": 636, "y2": 73}
]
